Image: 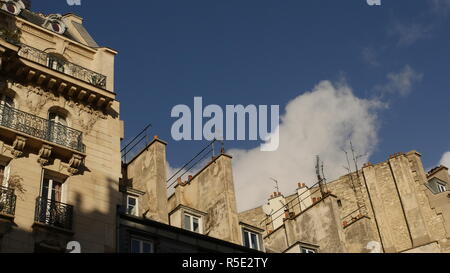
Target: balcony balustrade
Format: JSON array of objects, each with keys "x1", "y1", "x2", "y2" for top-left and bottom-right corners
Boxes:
[
  {"x1": 0, "y1": 104, "x2": 85, "y2": 153},
  {"x1": 34, "y1": 197, "x2": 73, "y2": 231},
  {"x1": 18, "y1": 44, "x2": 107, "y2": 89},
  {"x1": 0, "y1": 186, "x2": 16, "y2": 217}
]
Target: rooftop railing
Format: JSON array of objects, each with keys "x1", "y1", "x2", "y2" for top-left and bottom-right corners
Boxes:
[{"x1": 18, "y1": 44, "x2": 107, "y2": 89}]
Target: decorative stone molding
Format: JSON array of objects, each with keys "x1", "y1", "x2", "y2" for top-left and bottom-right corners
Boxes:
[
  {"x1": 25, "y1": 85, "x2": 58, "y2": 115},
  {"x1": 38, "y1": 144, "x2": 53, "y2": 166},
  {"x1": 11, "y1": 135, "x2": 27, "y2": 158},
  {"x1": 67, "y1": 154, "x2": 83, "y2": 175},
  {"x1": 65, "y1": 101, "x2": 107, "y2": 134}
]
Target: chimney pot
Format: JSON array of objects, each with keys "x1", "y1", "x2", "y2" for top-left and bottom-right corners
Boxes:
[{"x1": 154, "y1": 135, "x2": 159, "y2": 140}]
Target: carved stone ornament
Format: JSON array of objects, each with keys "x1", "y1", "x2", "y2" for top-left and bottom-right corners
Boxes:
[
  {"x1": 37, "y1": 144, "x2": 53, "y2": 166},
  {"x1": 67, "y1": 153, "x2": 83, "y2": 175},
  {"x1": 65, "y1": 102, "x2": 107, "y2": 134},
  {"x1": 25, "y1": 85, "x2": 58, "y2": 115},
  {"x1": 12, "y1": 135, "x2": 27, "y2": 158}
]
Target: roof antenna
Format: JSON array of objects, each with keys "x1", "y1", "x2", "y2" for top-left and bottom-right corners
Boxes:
[
  {"x1": 316, "y1": 155, "x2": 326, "y2": 198},
  {"x1": 270, "y1": 178, "x2": 280, "y2": 193}
]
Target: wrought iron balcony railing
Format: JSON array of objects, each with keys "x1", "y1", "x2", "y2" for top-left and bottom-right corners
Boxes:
[
  {"x1": 0, "y1": 104, "x2": 85, "y2": 152},
  {"x1": 17, "y1": 44, "x2": 107, "y2": 89},
  {"x1": 35, "y1": 197, "x2": 73, "y2": 231},
  {"x1": 0, "y1": 186, "x2": 16, "y2": 216}
]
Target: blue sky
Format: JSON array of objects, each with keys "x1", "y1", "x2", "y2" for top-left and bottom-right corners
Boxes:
[{"x1": 32, "y1": 1, "x2": 449, "y2": 198}]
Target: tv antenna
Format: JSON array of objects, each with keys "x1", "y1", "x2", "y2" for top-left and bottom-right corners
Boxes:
[
  {"x1": 270, "y1": 178, "x2": 280, "y2": 193},
  {"x1": 316, "y1": 156, "x2": 326, "y2": 197}
]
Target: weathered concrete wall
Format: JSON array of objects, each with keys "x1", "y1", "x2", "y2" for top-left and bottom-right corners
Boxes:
[
  {"x1": 124, "y1": 139, "x2": 168, "y2": 224},
  {"x1": 238, "y1": 207, "x2": 266, "y2": 231},
  {"x1": 168, "y1": 154, "x2": 241, "y2": 245},
  {"x1": 263, "y1": 195, "x2": 347, "y2": 253},
  {"x1": 402, "y1": 241, "x2": 441, "y2": 253}
]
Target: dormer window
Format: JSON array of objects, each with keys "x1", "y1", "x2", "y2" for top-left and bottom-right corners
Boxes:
[
  {"x1": 43, "y1": 14, "x2": 67, "y2": 35},
  {"x1": 1, "y1": 0, "x2": 25, "y2": 16},
  {"x1": 51, "y1": 22, "x2": 61, "y2": 33},
  {"x1": 184, "y1": 213, "x2": 202, "y2": 233}
]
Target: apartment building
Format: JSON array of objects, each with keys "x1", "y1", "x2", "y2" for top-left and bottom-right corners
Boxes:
[
  {"x1": 118, "y1": 137, "x2": 264, "y2": 253},
  {"x1": 0, "y1": 1, "x2": 123, "y2": 252}
]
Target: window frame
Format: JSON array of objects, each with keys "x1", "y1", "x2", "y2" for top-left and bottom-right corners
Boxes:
[
  {"x1": 41, "y1": 176, "x2": 64, "y2": 203},
  {"x1": 130, "y1": 238, "x2": 154, "y2": 253},
  {"x1": 183, "y1": 212, "x2": 202, "y2": 234},
  {"x1": 242, "y1": 228, "x2": 262, "y2": 251},
  {"x1": 126, "y1": 195, "x2": 139, "y2": 216},
  {"x1": 301, "y1": 247, "x2": 317, "y2": 253}
]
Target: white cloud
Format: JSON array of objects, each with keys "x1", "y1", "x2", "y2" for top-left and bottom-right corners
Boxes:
[
  {"x1": 376, "y1": 65, "x2": 423, "y2": 97},
  {"x1": 229, "y1": 81, "x2": 383, "y2": 212},
  {"x1": 362, "y1": 47, "x2": 380, "y2": 67},
  {"x1": 389, "y1": 22, "x2": 432, "y2": 46},
  {"x1": 440, "y1": 152, "x2": 450, "y2": 170},
  {"x1": 430, "y1": 0, "x2": 450, "y2": 16}
]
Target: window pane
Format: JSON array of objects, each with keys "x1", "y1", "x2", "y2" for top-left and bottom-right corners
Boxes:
[
  {"x1": 142, "y1": 242, "x2": 153, "y2": 253},
  {"x1": 302, "y1": 247, "x2": 316, "y2": 253},
  {"x1": 243, "y1": 231, "x2": 250, "y2": 248},
  {"x1": 184, "y1": 215, "x2": 191, "y2": 230},
  {"x1": 250, "y1": 233, "x2": 258, "y2": 250},
  {"x1": 131, "y1": 239, "x2": 140, "y2": 253},
  {"x1": 193, "y1": 217, "x2": 199, "y2": 233},
  {"x1": 128, "y1": 197, "x2": 136, "y2": 206}
]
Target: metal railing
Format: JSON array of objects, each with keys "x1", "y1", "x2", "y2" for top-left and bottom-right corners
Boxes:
[
  {"x1": 18, "y1": 44, "x2": 107, "y2": 89},
  {"x1": 0, "y1": 186, "x2": 16, "y2": 216},
  {"x1": 0, "y1": 104, "x2": 85, "y2": 152},
  {"x1": 35, "y1": 197, "x2": 73, "y2": 230}
]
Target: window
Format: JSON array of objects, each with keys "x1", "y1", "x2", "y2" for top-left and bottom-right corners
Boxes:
[
  {"x1": 130, "y1": 238, "x2": 153, "y2": 253},
  {"x1": 0, "y1": 94, "x2": 14, "y2": 108},
  {"x1": 184, "y1": 213, "x2": 201, "y2": 233},
  {"x1": 47, "y1": 56, "x2": 65, "y2": 73},
  {"x1": 437, "y1": 183, "x2": 447, "y2": 193},
  {"x1": 41, "y1": 178, "x2": 63, "y2": 203},
  {"x1": 49, "y1": 112, "x2": 67, "y2": 126},
  {"x1": 0, "y1": 164, "x2": 10, "y2": 188},
  {"x1": 242, "y1": 229, "x2": 261, "y2": 250},
  {"x1": 301, "y1": 247, "x2": 317, "y2": 253},
  {"x1": 126, "y1": 195, "x2": 138, "y2": 216}
]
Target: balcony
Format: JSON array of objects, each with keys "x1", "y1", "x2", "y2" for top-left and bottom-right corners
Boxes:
[
  {"x1": 34, "y1": 197, "x2": 73, "y2": 231},
  {"x1": 17, "y1": 44, "x2": 107, "y2": 89},
  {"x1": 0, "y1": 104, "x2": 85, "y2": 153},
  {"x1": 0, "y1": 186, "x2": 16, "y2": 217}
]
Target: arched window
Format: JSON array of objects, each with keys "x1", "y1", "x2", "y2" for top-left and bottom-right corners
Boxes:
[
  {"x1": 48, "y1": 109, "x2": 70, "y2": 147},
  {"x1": 48, "y1": 112, "x2": 67, "y2": 126}
]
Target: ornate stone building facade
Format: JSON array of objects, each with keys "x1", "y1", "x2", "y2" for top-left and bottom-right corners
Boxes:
[{"x1": 0, "y1": 2, "x2": 123, "y2": 252}]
